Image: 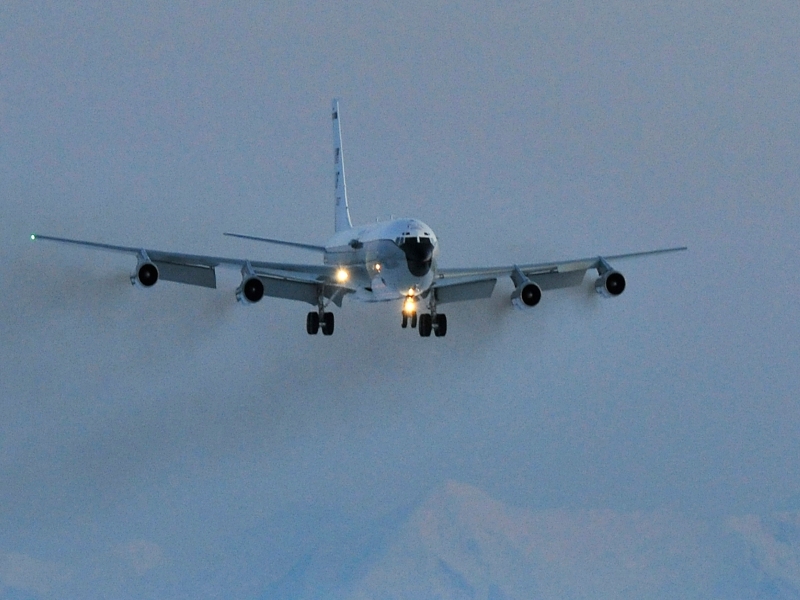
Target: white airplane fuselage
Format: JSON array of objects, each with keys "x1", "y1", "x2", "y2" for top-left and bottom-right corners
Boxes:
[{"x1": 324, "y1": 218, "x2": 438, "y2": 302}]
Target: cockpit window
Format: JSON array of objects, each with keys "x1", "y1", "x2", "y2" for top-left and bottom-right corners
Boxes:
[{"x1": 396, "y1": 235, "x2": 434, "y2": 276}]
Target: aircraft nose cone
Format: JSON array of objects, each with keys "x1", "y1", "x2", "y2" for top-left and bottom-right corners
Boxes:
[{"x1": 398, "y1": 236, "x2": 434, "y2": 277}]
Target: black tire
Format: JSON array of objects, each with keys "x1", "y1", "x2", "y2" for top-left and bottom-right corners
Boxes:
[
  {"x1": 321, "y1": 312, "x2": 335, "y2": 336},
  {"x1": 402, "y1": 314, "x2": 408, "y2": 328},
  {"x1": 434, "y1": 313, "x2": 447, "y2": 337},
  {"x1": 419, "y1": 313, "x2": 432, "y2": 337},
  {"x1": 306, "y1": 312, "x2": 319, "y2": 335},
  {"x1": 411, "y1": 313, "x2": 417, "y2": 329}
]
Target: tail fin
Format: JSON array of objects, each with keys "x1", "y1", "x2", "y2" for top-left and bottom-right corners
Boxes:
[{"x1": 332, "y1": 99, "x2": 353, "y2": 232}]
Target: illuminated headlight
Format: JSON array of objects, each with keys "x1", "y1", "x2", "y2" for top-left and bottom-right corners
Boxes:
[
  {"x1": 336, "y1": 268, "x2": 349, "y2": 283},
  {"x1": 403, "y1": 297, "x2": 416, "y2": 314}
]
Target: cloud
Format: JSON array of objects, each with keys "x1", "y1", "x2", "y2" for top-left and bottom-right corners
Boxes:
[
  {"x1": 0, "y1": 552, "x2": 72, "y2": 596},
  {"x1": 114, "y1": 540, "x2": 165, "y2": 576},
  {"x1": 728, "y1": 513, "x2": 800, "y2": 590}
]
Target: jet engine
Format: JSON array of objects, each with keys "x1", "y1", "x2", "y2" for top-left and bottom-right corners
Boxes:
[
  {"x1": 511, "y1": 280, "x2": 542, "y2": 310},
  {"x1": 236, "y1": 276, "x2": 265, "y2": 304},
  {"x1": 595, "y1": 270, "x2": 626, "y2": 297},
  {"x1": 509, "y1": 265, "x2": 542, "y2": 310},
  {"x1": 131, "y1": 260, "x2": 159, "y2": 288}
]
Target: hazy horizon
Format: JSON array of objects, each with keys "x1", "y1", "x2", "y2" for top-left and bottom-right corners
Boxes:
[{"x1": 2, "y1": 1, "x2": 799, "y2": 597}]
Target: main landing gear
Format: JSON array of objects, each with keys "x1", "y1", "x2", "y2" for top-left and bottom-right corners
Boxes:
[
  {"x1": 306, "y1": 311, "x2": 334, "y2": 335},
  {"x1": 307, "y1": 293, "x2": 335, "y2": 336},
  {"x1": 401, "y1": 297, "x2": 447, "y2": 338},
  {"x1": 418, "y1": 313, "x2": 446, "y2": 337}
]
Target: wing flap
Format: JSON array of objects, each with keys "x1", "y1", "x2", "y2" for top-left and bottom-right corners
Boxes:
[
  {"x1": 527, "y1": 269, "x2": 586, "y2": 290},
  {"x1": 261, "y1": 277, "x2": 319, "y2": 305},
  {"x1": 434, "y1": 277, "x2": 497, "y2": 304},
  {"x1": 259, "y1": 276, "x2": 353, "y2": 307},
  {"x1": 154, "y1": 261, "x2": 217, "y2": 288}
]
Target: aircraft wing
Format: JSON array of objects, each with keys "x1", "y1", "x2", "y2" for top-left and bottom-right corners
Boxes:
[
  {"x1": 436, "y1": 246, "x2": 687, "y2": 291},
  {"x1": 31, "y1": 234, "x2": 354, "y2": 306},
  {"x1": 431, "y1": 275, "x2": 498, "y2": 304}
]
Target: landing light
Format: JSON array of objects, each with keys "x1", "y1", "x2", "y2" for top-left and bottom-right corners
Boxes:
[
  {"x1": 403, "y1": 297, "x2": 416, "y2": 315},
  {"x1": 374, "y1": 263, "x2": 381, "y2": 272},
  {"x1": 336, "y1": 268, "x2": 349, "y2": 283}
]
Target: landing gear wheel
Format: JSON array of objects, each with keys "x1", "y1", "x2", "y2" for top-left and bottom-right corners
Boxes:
[
  {"x1": 433, "y1": 313, "x2": 447, "y2": 337},
  {"x1": 306, "y1": 312, "x2": 320, "y2": 335},
  {"x1": 321, "y1": 312, "x2": 335, "y2": 336},
  {"x1": 402, "y1": 314, "x2": 408, "y2": 328},
  {"x1": 419, "y1": 313, "x2": 432, "y2": 337},
  {"x1": 411, "y1": 313, "x2": 418, "y2": 329}
]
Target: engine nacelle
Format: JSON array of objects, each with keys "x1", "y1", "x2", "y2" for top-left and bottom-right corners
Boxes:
[
  {"x1": 595, "y1": 270, "x2": 626, "y2": 297},
  {"x1": 236, "y1": 276, "x2": 264, "y2": 304},
  {"x1": 511, "y1": 280, "x2": 542, "y2": 310},
  {"x1": 131, "y1": 261, "x2": 159, "y2": 288}
]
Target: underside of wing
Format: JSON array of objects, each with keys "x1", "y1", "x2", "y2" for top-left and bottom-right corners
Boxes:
[
  {"x1": 31, "y1": 234, "x2": 350, "y2": 305},
  {"x1": 252, "y1": 270, "x2": 354, "y2": 307},
  {"x1": 438, "y1": 246, "x2": 687, "y2": 282},
  {"x1": 432, "y1": 275, "x2": 497, "y2": 304},
  {"x1": 436, "y1": 246, "x2": 687, "y2": 308}
]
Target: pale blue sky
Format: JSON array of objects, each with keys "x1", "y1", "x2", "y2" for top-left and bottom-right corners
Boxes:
[{"x1": 1, "y1": 1, "x2": 799, "y2": 597}]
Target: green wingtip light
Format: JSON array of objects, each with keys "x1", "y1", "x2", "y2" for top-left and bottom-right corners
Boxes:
[{"x1": 31, "y1": 234, "x2": 36, "y2": 240}]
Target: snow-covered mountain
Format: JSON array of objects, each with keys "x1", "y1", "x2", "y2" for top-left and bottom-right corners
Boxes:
[{"x1": 264, "y1": 481, "x2": 800, "y2": 599}]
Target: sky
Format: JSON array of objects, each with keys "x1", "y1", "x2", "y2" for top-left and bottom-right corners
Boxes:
[{"x1": 1, "y1": 1, "x2": 799, "y2": 597}]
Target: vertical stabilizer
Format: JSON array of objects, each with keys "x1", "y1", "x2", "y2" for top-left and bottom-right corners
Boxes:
[{"x1": 332, "y1": 99, "x2": 353, "y2": 232}]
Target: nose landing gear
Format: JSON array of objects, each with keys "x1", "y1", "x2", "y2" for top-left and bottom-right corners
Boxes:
[
  {"x1": 402, "y1": 295, "x2": 419, "y2": 330},
  {"x1": 401, "y1": 312, "x2": 418, "y2": 329}
]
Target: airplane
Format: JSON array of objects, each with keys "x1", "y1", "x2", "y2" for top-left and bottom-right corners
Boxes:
[{"x1": 32, "y1": 100, "x2": 686, "y2": 338}]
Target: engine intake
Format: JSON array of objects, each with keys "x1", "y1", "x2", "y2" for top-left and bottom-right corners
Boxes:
[
  {"x1": 595, "y1": 270, "x2": 626, "y2": 297},
  {"x1": 131, "y1": 261, "x2": 159, "y2": 288},
  {"x1": 237, "y1": 276, "x2": 264, "y2": 304},
  {"x1": 511, "y1": 281, "x2": 542, "y2": 310}
]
